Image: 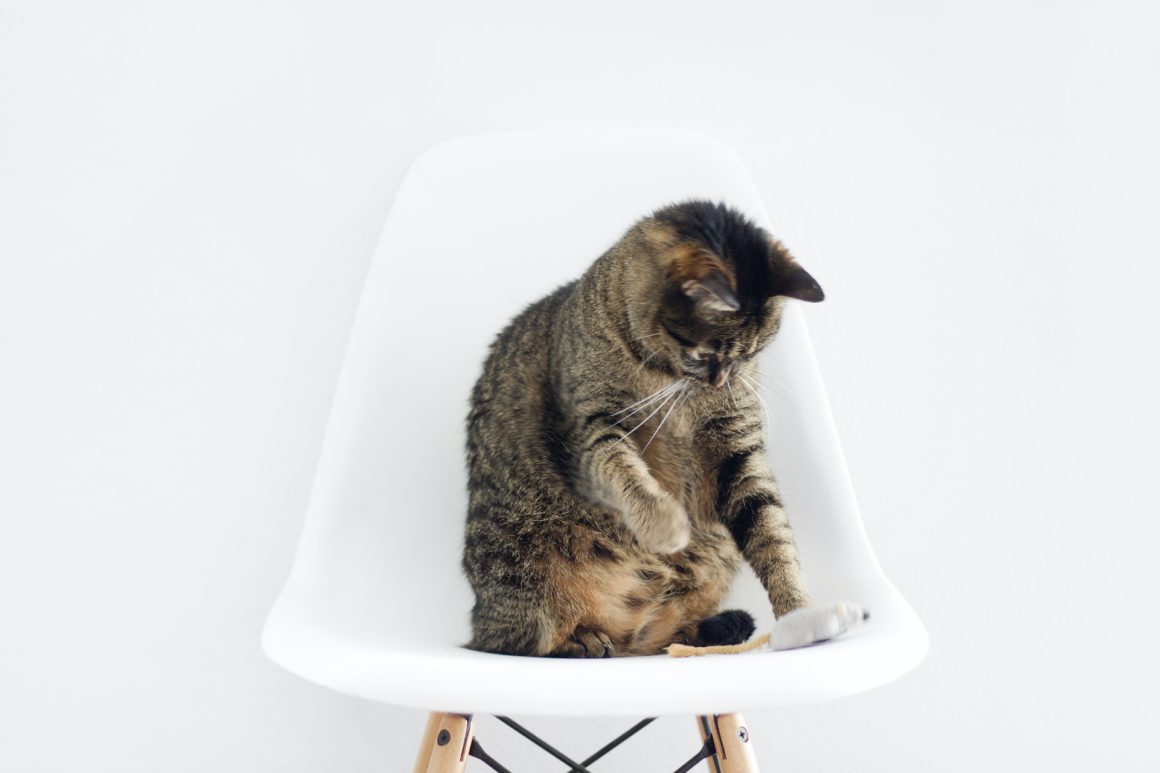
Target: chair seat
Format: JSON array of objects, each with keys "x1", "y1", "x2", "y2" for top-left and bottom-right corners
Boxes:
[
  {"x1": 262, "y1": 131, "x2": 928, "y2": 717},
  {"x1": 264, "y1": 571, "x2": 925, "y2": 716}
]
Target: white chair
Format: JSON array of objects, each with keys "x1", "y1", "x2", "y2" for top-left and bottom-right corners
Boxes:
[{"x1": 262, "y1": 131, "x2": 928, "y2": 772}]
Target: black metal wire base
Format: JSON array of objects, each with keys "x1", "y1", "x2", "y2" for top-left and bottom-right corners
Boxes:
[{"x1": 465, "y1": 716, "x2": 717, "y2": 773}]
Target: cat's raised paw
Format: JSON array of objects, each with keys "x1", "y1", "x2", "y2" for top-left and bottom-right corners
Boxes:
[{"x1": 627, "y1": 492, "x2": 691, "y2": 554}]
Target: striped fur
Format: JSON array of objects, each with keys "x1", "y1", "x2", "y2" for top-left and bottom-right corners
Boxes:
[{"x1": 463, "y1": 200, "x2": 823, "y2": 657}]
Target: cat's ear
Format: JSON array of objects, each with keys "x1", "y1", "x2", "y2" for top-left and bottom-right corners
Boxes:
[
  {"x1": 774, "y1": 263, "x2": 825, "y2": 303},
  {"x1": 682, "y1": 270, "x2": 740, "y2": 312},
  {"x1": 669, "y1": 246, "x2": 740, "y2": 312}
]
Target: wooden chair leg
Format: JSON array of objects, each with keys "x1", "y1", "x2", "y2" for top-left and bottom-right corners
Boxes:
[
  {"x1": 413, "y1": 713, "x2": 442, "y2": 773},
  {"x1": 413, "y1": 713, "x2": 475, "y2": 773},
  {"x1": 697, "y1": 714, "x2": 759, "y2": 772}
]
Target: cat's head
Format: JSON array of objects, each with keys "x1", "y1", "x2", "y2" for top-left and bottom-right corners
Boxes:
[{"x1": 628, "y1": 200, "x2": 823, "y2": 388}]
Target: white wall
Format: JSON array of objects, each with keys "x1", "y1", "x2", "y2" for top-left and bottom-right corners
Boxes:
[{"x1": 2, "y1": 1, "x2": 1157, "y2": 770}]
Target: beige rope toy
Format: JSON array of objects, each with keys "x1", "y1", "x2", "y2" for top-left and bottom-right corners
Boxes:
[{"x1": 667, "y1": 602, "x2": 869, "y2": 657}]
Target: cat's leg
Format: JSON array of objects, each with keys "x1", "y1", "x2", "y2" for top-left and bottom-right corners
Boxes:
[
  {"x1": 468, "y1": 586, "x2": 619, "y2": 658},
  {"x1": 464, "y1": 515, "x2": 557, "y2": 655},
  {"x1": 466, "y1": 593, "x2": 555, "y2": 656},
  {"x1": 712, "y1": 427, "x2": 811, "y2": 616},
  {"x1": 572, "y1": 420, "x2": 690, "y2": 554},
  {"x1": 466, "y1": 549, "x2": 606, "y2": 656}
]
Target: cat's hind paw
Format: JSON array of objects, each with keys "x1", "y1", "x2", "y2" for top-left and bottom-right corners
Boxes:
[{"x1": 550, "y1": 628, "x2": 615, "y2": 658}]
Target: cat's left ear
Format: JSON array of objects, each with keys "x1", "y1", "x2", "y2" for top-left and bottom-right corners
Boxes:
[
  {"x1": 670, "y1": 245, "x2": 740, "y2": 312},
  {"x1": 682, "y1": 271, "x2": 740, "y2": 312},
  {"x1": 774, "y1": 263, "x2": 825, "y2": 303}
]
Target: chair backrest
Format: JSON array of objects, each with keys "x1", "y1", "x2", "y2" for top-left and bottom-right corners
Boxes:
[{"x1": 270, "y1": 132, "x2": 882, "y2": 650}]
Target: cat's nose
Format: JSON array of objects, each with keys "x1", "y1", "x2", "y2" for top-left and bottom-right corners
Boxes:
[{"x1": 709, "y1": 360, "x2": 731, "y2": 388}]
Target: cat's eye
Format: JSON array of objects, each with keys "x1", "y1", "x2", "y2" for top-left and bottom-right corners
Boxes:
[{"x1": 660, "y1": 322, "x2": 696, "y2": 348}]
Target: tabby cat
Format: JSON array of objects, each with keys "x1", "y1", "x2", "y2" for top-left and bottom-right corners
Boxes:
[{"x1": 463, "y1": 200, "x2": 824, "y2": 657}]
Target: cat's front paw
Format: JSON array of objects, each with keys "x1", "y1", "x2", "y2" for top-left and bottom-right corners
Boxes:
[
  {"x1": 770, "y1": 589, "x2": 812, "y2": 618},
  {"x1": 626, "y1": 491, "x2": 691, "y2": 554}
]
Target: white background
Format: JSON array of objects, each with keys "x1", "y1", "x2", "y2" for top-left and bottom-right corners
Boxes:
[{"x1": 2, "y1": 1, "x2": 1158, "y2": 770}]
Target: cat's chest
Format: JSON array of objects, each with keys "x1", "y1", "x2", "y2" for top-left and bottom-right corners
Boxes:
[{"x1": 635, "y1": 412, "x2": 712, "y2": 513}]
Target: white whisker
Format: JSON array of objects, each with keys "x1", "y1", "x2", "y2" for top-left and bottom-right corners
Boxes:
[
  {"x1": 725, "y1": 379, "x2": 739, "y2": 413},
  {"x1": 739, "y1": 374, "x2": 774, "y2": 429},
  {"x1": 610, "y1": 393, "x2": 672, "y2": 428},
  {"x1": 612, "y1": 381, "x2": 681, "y2": 418},
  {"x1": 641, "y1": 384, "x2": 690, "y2": 453},
  {"x1": 620, "y1": 384, "x2": 684, "y2": 440},
  {"x1": 752, "y1": 369, "x2": 798, "y2": 401}
]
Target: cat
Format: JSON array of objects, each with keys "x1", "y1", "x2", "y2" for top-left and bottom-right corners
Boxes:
[{"x1": 462, "y1": 200, "x2": 824, "y2": 657}]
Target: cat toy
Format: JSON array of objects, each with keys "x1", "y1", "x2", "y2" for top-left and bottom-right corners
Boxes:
[{"x1": 667, "y1": 602, "x2": 869, "y2": 657}]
